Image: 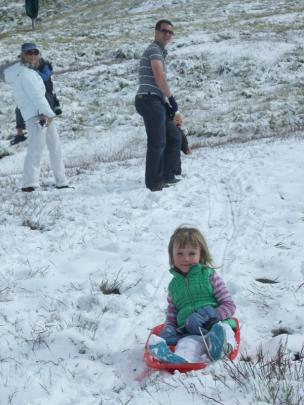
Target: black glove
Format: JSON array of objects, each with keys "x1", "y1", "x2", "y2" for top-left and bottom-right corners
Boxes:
[
  {"x1": 53, "y1": 93, "x2": 60, "y2": 108},
  {"x1": 168, "y1": 95, "x2": 178, "y2": 116},
  {"x1": 38, "y1": 117, "x2": 47, "y2": 127},
  {"x1": 165, "y1": 103, "x2": 174, "y2": 119},
  {"x1": 54, "y1": 107, "x2": 62, "y2": 116}
]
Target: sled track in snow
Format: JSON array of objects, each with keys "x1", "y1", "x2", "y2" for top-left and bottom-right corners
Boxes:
[
  {"x1": 205, "y1": 159, "x2": 244, "y2": 276},
  {"x1": 219, "y1": 168, "x2": 244, "y2": 275}
]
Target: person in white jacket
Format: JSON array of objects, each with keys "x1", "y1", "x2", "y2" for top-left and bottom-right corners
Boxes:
[{"x1": 4, "y1": 42, "x2": 68, "y2": 192}]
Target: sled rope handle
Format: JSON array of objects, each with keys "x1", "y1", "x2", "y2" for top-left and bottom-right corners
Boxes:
[{"x1": 199, "y1": 326, "x2": 214, "y2": 362}]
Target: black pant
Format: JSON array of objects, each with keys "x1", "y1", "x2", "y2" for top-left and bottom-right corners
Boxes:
[
  {"x1": 15, "y1": 107, "x2": 26, "y2": 130},
  {"x1": 135, "y1": 94, "x2": 181, "y2": 189}
]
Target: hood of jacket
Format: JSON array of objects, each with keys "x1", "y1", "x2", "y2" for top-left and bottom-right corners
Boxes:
[{"x1": 4, "y1": 62, "x2": 23, "y2": 84}]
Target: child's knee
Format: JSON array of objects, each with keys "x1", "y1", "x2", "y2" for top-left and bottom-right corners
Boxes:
[{"x1": 160, "y1": 325, "x2": 181, "y2": 345}]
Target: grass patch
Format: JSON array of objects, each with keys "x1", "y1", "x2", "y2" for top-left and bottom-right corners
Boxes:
[
  {"x1": 222, "y1": 343, "x2": 304, "y2": 405},
  {"x1": 99, "y1": 272, "x2": 122, "y2": 295}
]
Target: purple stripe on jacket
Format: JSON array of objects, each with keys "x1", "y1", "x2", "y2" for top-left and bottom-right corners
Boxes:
[{"x1": 164, "y1": 271, "x2": 236, "y2": 326}]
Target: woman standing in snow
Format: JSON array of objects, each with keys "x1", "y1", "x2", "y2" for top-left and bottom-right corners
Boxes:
[
  {"x1": 10, "y1": 56, "x2": 62, "y2": 146},
  {"x1": 4, "y1": 43, "x2": 68, "y2": 192},
  {"x1": 157, "y1": 226, "x2": 237, "y2": 361}
]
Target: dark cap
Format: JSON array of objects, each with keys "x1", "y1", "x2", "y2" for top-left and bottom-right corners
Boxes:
[{"x1": 21, "y1": 43, "x2": 39, "y2": 53}]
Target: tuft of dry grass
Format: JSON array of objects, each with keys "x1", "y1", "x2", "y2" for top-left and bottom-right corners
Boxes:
[
  {"x1": 222, "y1": 343, "x2": 304, "y2": 405},
  {"x1": 99, "y1": 272, "x2": 122, "y2": 295}
]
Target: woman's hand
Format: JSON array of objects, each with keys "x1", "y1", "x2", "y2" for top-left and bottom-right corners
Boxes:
[
  {"x1": 38, "y1": 114, "x2": 53, "y2": 127},
  {"x1": 45, "y1": 117, "x2": 53, "y2": 126}
]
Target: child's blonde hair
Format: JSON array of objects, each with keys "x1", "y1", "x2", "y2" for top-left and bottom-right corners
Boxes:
[
  {"x1": 168, "y1": 226, "x2": 213, "y2": 267},
  {"x1": 173, "y1": 111, "x2": 184, "y2": 126},
  {"x1": 174, "y1": 111, "x2": 184, "y2": 121}
]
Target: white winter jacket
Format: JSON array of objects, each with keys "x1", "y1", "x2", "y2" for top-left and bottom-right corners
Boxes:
[{"x1": 4, "y1": 62, "x2": 55, "y2": 121}]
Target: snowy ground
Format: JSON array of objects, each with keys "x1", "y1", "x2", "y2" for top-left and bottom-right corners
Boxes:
[
  {"x1": 1, "y1": 135, "x2": 304, "y2": 405},
  {"x1": 0, "y1": 1, "x2": 304, "y2": 404}
]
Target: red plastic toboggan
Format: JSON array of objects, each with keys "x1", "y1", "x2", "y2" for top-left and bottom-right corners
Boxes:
[{"x1": 144, "y1": 317, "x2": 240, "y2": 373}]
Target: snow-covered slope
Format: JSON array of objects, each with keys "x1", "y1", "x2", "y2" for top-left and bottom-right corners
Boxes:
[{"x1": 0, "y1": 1, "x2": 304, "y2": 404}]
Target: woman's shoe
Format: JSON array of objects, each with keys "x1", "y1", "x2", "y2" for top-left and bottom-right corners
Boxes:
[
  {"x1": 164, "y1": 177, "x2": 181, "y2": 185},
  {"x1": 10, "y1": 134, "x2": 27, "y2": 145}
]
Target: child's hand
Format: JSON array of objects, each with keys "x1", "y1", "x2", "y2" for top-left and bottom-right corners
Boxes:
[
  {"x1": 197, "y1": 306, "x2": 220, "y2": 328},
  {"x1": 185, "y1": 148, "x2": 192, "y2": 155},
  {"x1": 184, "y1": 306, "x2": 220, "y2": 334}
]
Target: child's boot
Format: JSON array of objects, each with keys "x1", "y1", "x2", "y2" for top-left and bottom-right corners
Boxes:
[
  {"x1": 204, "y1": 323, "x2": 226, "y2": 361},
  {"x1": 149, "y1": 339, "x2": 187, "y2": 363}
]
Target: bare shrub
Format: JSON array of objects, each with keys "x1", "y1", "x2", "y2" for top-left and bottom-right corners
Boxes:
[
  {"x1": 0, "y1": 285, "x2": 10, "y2": 302},
  {"x1": 99, "y1": 272, "x2": 122, "y2": 295},
  {"x1": 71, "y1": 313, "x2": 100, "y2": 337},
  {"x1": 22, "y1": 218, "x2": 45, "y2": 231},
  {"x1": 13, "y1": 194, "x2": 61, "y2": 231},
  {"x1": 222, "y1": 343, "x2": 304, "y2": 405},
  {"x1": 24, "y1": 260, "x2": 50, "y2": 278},
  {"x1": 25, "y1": 328, "x2": 51, "y2": 351}
]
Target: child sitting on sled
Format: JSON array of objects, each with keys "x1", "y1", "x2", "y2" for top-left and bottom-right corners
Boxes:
[{"x1": 149, "y1": 226, "x2": 237, "y2": 363}]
